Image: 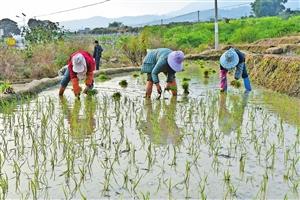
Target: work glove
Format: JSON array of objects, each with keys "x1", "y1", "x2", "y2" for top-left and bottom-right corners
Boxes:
[{"x1": 71, "y1": 78, "x2": 82, "y2": 97}]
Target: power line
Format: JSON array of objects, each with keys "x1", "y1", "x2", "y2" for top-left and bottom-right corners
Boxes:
[{"x1": 34, "y1": 0, "x2": 111, "y2": 18}]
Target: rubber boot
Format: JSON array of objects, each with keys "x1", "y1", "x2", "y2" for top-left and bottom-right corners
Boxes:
[
  {"x1": 220, "y1": 70, "x2": 228, "y2": 92},
  {"x1": 166, "y1": 81, "x2": 177, "y2": 96},
  {"x1": 243, "y1": 77, "x2": 252, "y2": 92},
  {"x1": 59, "y1": 87, "x2": 66, "y2": 96},
  {"x1": 145, "y1": 81, "x2": 153, "y2": 98}
]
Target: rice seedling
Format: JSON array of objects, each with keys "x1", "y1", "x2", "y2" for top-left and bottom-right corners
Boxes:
[
  {"x1": 230, "y1": 80, "x2": 241, "y2": 88},
  {"x1": 0, "y1": 62, "x2": 298, "y2": 199},
  {"x1": 132, "y1": 72, "x2": 140, "y2": 78},
  {"x1": 97, "y1": 74, "x2": 110, "y2": 82},
  {"x1": 203, "y1": 70, "x2": 209, "y2": 78},
  {"x1": 86, "y1": 89, "x2": 98, "y2": 96},
  {"x1": 119, "y1": 80, "x2": 128, "y2": 88},
  {"x1": 182, "y1": 82, "x2": 189, "y2": 95},
  {"x1": 182, "y1": 77, "x2": 191, "y2": 82},
  {"x1": 112, "y1": 92, "x2": 121, "y2": 100}
]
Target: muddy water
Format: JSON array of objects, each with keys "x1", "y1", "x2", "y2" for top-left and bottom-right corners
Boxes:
[{"x1": 0, "y1": 61, "x2": 299, "y2": 199}]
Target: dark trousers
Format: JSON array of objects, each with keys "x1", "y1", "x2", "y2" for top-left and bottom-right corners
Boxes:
[{"x1": 95, "y1": 58, "x2": 101, "y2": 70}]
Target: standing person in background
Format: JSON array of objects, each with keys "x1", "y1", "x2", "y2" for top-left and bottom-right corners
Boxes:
[
  {"x1": 141, "y1": 48, "x2": 185, "y2": 98},
  {"x1": 219, "y1": 47, "x2": 252, "y2": 93},
  {"x1": 59, "y1": 50, "x2": 95, "y2": 98},
  {"x1": 93, "y1": 40, "x2": 103, "y2": 70}
]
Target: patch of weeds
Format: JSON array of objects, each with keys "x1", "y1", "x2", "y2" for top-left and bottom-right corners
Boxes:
[
  {"x1": 0, "y1": 81, "x2": 15, "y2": 94},
  {"x1": 230, "y1": 80, "x2": 241, "y2": 88},
  {"x1": 97, "y1": 74, "x2": 110, "y2": 82},
  {"x1": 119, "y1": 80, "x2": 128, "y2": 88},
  {"x1": 112, "y1": 92, "x2": 121, "y2": 100}
]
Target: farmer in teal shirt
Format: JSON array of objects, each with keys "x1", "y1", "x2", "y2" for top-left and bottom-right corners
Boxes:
[{"x1": 141, "y1": 48, "x2": 185, "y2": 98}]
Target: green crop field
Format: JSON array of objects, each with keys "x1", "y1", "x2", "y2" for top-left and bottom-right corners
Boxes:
[{"x1": 142, "y1": 15, "x2": 300, "y2": 51}]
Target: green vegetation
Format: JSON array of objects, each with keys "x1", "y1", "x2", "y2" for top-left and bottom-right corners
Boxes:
[
  {"x1": 132, "y1": 72, "x2": 140, "y2": 78},
  {"x1": 112, "y1": 92, "x2": 121, "y2": 100},
  {"x1": 119, "y1": 80, "x2": 128, "y2": 87},
  {"x1": 86, "y1": 89, "x2": 98, "y2": 96},
  {"x1": 0, "y1": 81, "x2": 14, "y2": 94},
  {"x1": 230, "y1": 80, "x2": 241, "y2": 88},
  {"x1": 141, "y1": 15, "x2": 300, "y2": 51},
  {"x1": 97, "y1": 74, "x2": 111, "y2": 82},
  {"x1": 182, "y1": 81, "x2": 189, "y2": 94}
]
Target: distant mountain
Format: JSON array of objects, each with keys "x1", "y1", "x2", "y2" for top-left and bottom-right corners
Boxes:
[
  {"x1": 138, "y1": 6, "x2": 252, "y2": 26},
  {"x1": 60, "y1": 15, "x2": 165, "y2": 31},
  {"x1": 60, "y1": 0, "x2": 299, "y2": 31},
  {"x1": 171, "y1": 0, "x2": 299, "y2": 16}
]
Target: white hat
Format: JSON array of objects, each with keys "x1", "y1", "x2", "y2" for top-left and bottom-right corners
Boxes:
[
  {"x1": 220, "y1": 48, "x2": 239, "y2": 70},
  {"x1": 72, "y1": 53, "x2": 86, "y2": 73}
]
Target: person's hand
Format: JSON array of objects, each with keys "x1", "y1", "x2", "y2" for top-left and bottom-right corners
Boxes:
[
  {"x1": 156, "y1": 83, "x2": 162, "y2": 95},
  {"x1": 73, "y1": 86, "x2": 82, "y2": 97},
  {"x1": 83, "y1": 85, "x2": 92, "y2": 94}
]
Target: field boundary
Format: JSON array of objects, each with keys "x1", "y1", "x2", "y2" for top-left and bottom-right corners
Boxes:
[
  {"x1": 0, "y1": 67, "x2": 140, "y2": 103},
  {"x1": 185, "y1": 50, "x2": 300, "y2": 98}
]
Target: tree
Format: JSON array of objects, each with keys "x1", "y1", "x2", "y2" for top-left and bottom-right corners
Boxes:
[
  {"x1": 108, "y1": 21, "x2": 123, "y2": 28},
  {"x1": 24, "y1": 18, "x2": 64, "y2": 44},
  {"x1": 251, "y1": 0, "x2": 288, "y2": 17}
]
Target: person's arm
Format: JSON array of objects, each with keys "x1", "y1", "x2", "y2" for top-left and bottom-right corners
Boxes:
[
  {"x1": 68, "y1": 63, "x2": 81, "y2": 96},
  {"x1": 85, "y1": 55, "x2": 96, "y2": 87},
  {"x1": 151, "y1": 58, "x2": 167, "y2": 94},
  {"x1": 151, "y1": 58, "x2": 166, "y2": 84}
]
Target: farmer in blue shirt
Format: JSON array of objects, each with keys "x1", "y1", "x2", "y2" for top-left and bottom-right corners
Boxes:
[
  {"x1": 141, "y1": 48, "x2": 185, "y2": 98},
  {"x1": 219, "y1": 48, "x2": 252, "y2": 92}
]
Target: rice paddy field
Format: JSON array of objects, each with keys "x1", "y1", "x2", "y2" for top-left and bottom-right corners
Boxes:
[{"x1": 0, "y1": 61, "x2": 299, "y2": 199}]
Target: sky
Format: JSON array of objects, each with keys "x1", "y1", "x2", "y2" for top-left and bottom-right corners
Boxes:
[
  {"x1": 1, "y1": 0, "x2": 298, "y2": 24},
  {"x1": 2, "y1": 0, "x2": 190, "y2": 23}
]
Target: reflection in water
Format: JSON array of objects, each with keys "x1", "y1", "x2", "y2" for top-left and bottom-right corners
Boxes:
[
  {"x1": 59, "y1": 96, "x2": 96, "y2": 138},
  {"x1": 140, "y1": 97, "x2": 182, "y2": 145},
  {"x1": 218, "y1": 92, "x2": 249, "y2": 134}
]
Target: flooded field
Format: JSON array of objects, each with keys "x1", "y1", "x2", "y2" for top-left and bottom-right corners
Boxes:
[{"x1": 0, "y1": 61, "x2": 299, "y2": 199}]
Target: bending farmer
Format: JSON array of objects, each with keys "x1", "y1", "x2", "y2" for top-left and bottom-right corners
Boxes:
[
  {"x1": 59, "y1": 50, "x2": 96, "y2": 97},
  {"x1": 141, "y1": 48, "x2": 185, "y2": 98},
  {"x1": 219, "y1": 48, "x2": 252, "y2": 92}
]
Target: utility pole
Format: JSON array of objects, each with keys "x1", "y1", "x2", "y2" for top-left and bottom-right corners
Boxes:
[
  {"x1": 214, "y1": 0, "x2": 219, "y2": 50},
  {"x1": 16, "y1": 13, "x2": 26, "y2": 33},
  {"x1": 197, "y1": 10, "x2": 200, "y2": 22},
  {"x1": 161, "y1": 19, "x2": 163, "y2": 25}
]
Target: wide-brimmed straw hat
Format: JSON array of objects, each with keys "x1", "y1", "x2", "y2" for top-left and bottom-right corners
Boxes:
[
  {"x1": 72, "y1": 53, "x2": 86, "y2": 73},
  {"x1": 167, "y1": 51, "x2": 184, "y2": 72},
  {"x1": 220, "y1": 48, "x2": 239, "y2": 70}
]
